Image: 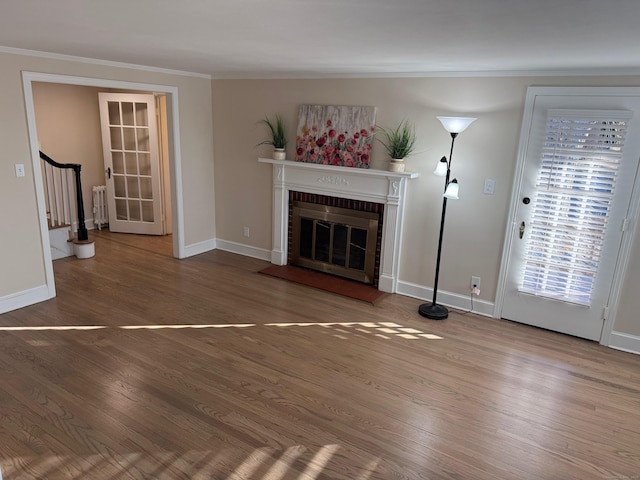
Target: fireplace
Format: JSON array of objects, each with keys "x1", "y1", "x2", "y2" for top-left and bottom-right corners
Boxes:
[
  {"x1": 290, "y1": 193, "x2": 383, "y2": 285},
  {"x1": 258, "y1": 158, "x2": 418, "y2": 293}
]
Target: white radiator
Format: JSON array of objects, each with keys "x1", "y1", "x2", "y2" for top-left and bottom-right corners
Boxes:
[{"x1": 92, "y1": 185, "x2": 108, "y2": 229}]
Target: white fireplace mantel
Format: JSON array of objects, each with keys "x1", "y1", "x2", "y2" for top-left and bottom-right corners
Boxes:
[{"x1": 259, "y1": 158, "x2": 419, "y2": 293}]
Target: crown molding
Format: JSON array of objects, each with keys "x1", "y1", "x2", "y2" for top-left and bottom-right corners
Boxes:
[{"x1": 0, "y1": 46, "x2": 211, "y2": 80}]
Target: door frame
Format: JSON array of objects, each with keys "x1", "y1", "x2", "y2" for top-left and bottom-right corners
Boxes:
[
  {"x1": 495, "y1": 86, "x2": 640, "y2": 346},
  {"x1": 22, "y1": 71, "x2": 186, "y2": 299}
]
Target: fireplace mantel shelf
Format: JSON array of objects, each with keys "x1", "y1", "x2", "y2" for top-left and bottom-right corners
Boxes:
[
  {"x1": 259, "y1": 157, "x2": 419, "y2": 294},
  {"x1": 258, "y1": 158, "x2": 420, "y2": 180}
]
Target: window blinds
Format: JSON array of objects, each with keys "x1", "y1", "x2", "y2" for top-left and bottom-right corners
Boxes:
[{"x1": 520, "y1": 109, "x2": 632, "y2": 305}]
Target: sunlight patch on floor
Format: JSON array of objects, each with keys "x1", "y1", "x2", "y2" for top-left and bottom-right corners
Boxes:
[
  {"x1": 0, "y1": 321, "x2": 443, "y2": 340},
  {"x1": 0, "y1": 445, "x2": 379, "y2": 479}
]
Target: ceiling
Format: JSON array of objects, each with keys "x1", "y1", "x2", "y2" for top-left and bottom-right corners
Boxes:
[{"x1": 2, "y1": 0, "x2": 640, "y2": 78}]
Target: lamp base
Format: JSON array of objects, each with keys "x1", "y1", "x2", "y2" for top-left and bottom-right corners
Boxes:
[{"x1": 418, "y1": 302, "x2": 449, "y2": 320}]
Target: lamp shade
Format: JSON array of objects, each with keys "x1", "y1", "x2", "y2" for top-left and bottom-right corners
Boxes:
[
  {"x1": 437, "y1": 116, "x2": 477, "y2": 134},
  {"x1": 444, "y1": 179, "x2": 459, "y2": 199},
  {"x1": 433, "y1": 156, "x2": 448, "y2": 176}
]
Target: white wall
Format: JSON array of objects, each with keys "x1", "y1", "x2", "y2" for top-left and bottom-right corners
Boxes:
[{"x1": 211, "y1": 76, "x2": 640, "y2": 343}]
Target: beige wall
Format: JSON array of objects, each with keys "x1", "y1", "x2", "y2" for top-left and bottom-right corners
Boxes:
[
  {"x1": 32, "y1": 82, "x2": 104, "y2": 218},
  {"x1": 0, "y1": 51, "x2": 215, "y2": 302},
  {"x1": 211, "y1": 76, "x2": 640, "y2": 338}
]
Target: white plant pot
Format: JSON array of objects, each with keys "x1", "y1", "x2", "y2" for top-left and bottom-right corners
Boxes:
[
  {"x1": 389, "y1": 158, "x2": 405, "y2": 172},
  {"x1": 273, "y1": 148, "x2": 286, "y2": 160},
  {"x1": 73, "y1": 240, "x2": 95, "y2": 259}
]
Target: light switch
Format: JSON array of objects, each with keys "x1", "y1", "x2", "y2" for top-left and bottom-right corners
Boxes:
[
  {"x1": 15, "y1": 164, "x2": 25, "y2": 177},
  {"x1": 483, "y1": 178, "x2": 495, "y2": 195}
]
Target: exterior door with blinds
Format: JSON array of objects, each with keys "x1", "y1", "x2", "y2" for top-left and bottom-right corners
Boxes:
[
  {"x1": 501, "y1": 88, "x2": 640, "y2": 341},
  {"x1": 98, "y1": 93, "x2": 164, "y2": 235}
]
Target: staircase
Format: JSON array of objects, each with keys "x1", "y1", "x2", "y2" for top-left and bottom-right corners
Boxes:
[{"x1": 40, "y1": 151, "x2": 94, "y2": 259}]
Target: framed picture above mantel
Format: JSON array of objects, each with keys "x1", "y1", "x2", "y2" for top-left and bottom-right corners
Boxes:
[{"x1": 295, "y1": 104, "x2": 376, "y2": 169}]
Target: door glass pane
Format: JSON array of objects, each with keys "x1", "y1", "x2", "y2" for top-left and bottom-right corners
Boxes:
[
  {"x1": 521, "y1": 111, "x2": 629, "y2": 305},
  {"x1": 314, "y1": 221, "x2": 330, "y2": 262},
  {"x1": 122, "y1": 102, "x2": 134, "y2": 126},
  {"x1": 349, "y1": 228, "x2": 367, "y2": 271},
  {"x1": 108, "y1": 102, "x2": 121, "y2": 125},
  {"x1": 114, "y1": 175, "x2": 126, "y2": 197},
  {"x1": 137, "y1": 128, "x2": 150, "y2": 151},
  {"x1": 123, "y1": 128, "x2": 136, "y2": 150},
  {"x1": 135, "y1": 103, "x2": 148, "y2": 126},
  {"x1": 125, "y1": 152, "x2": 138, "y2": 175},
  {"x1": 139, "y1": 177, "x2": 153, "y2": 199},
  {"x1": 110, "y1": 127, "x2": 122, "y2": 150},
  {"x1": 115, "y1": 198, "x2": 128, "y2": 220},
  {"x1": 128, "y1": 200, "x2": 141, "y2": 221},
  {"x1": 112, "y1": 152, "x2": 125, "y2": 174},
  {"x1": 127, "y1": 177, "x2": 140, "y2": 199},
  {"x1": 141, "y1": 200, "x2": 154, "y2": 222},
  {"x1": 138, "y1": 153, "x2": 151, "y2": 175}
]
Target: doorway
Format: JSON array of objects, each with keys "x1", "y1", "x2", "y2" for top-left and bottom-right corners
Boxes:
[
  {"x1": 22, "y1": 72, "x2": 186, "y2": 298},
  {"x1": 497, "y1": 86, "x2": 640, "y2": 342}
]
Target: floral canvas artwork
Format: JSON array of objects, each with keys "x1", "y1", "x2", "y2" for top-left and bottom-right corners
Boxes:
[{"x1": 295, "y1": 104, "x2": 376, "y2": 168}]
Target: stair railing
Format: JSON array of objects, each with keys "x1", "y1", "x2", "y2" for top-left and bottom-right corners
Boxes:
[{"x1": 39, "y1": 151, "x2": 89, "y2": 242}]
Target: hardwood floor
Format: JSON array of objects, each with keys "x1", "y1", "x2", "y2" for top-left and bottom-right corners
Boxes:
[{"x1": 1, "y1": 235, "x2": 639, "y2": 479}]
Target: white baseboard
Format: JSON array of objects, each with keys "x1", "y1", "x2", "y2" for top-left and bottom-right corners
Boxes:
[
  {"x1": 608, "y1": 331, "x2": 640, "y2": 355},
  {"x1": 396, "y1": 280, "x2": 495, "y2": 317},
  {"x1": 215, "y1": 239, "x2": 271, "y2": 261},
  {"x1": 0, "y1": 284, "x2": 53, "y2": 315},
  {"x1": 183, "y1": 238, "x2": 217, "y2": 258}
]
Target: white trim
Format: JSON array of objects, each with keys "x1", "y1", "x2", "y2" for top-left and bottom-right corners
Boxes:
[
  {"x1": 183, "y1": 238, "x2": 218, "y2": 258},
  {"x1": 0, "y1": 46, "x2": 211, "y2": 79},
  {"x1": 215, "y1": 239, "x2": 272, "y2": 262},
  {"x1": 608, "y1": 331, "x2": 640, "y2": 355},
  {"x1": 397, "y1": 280, "x2": 495, "y2": 318},
  {"x1": 496, "y1": 86, "x2": 640, "y2": 346},
  {"x1": 4, "y1": 45, "x2": 640, "y2": 81},
  {"x1": 22, "y1": 76, "x2": 57, "y2": 301},
  {"x1": 494, "y1": 87, "x2": 537, "y2": 318},
  {"x1": 211, "y1": 68, "x2": 640, "y2": 80},
  {"x1": 20, "y1": 71, "x2": 186, "y2": 312},
  {"x1": 601, "y1": 158, "x2": 640, "y2": 346},
  {"x1": 0, "y1": 285, "x2": 52, "y2": 315}
]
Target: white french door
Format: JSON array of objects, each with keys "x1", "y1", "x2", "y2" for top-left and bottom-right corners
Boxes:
[
  {"x1": 98, "y1": 93, "x2": 164, "y2": 235},
  {"x1": 500, "y1": 88, "x2": 640, "y2": 341}
]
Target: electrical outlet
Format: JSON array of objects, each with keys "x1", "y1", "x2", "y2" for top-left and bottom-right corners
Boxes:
[
  {"x1": 471, "y1": 276, "x2": 481, "y2": 290},
  {"x1": 243, "y1": 226, "x2": 250, "y2": 238}
]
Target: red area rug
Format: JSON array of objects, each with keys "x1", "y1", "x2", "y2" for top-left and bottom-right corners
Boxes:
[{"x1": 259, "y1": 265, "x2": 386, "y2": 305}]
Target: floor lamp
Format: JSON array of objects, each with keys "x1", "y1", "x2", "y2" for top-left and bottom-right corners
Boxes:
[{"x1": 418, "y1": 116, "x2": 477, "y2": 320}]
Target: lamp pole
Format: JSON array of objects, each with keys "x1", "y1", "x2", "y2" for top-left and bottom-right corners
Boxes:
[{"x1": 419, "y1": 117, "x2": 476, "y2": 320}]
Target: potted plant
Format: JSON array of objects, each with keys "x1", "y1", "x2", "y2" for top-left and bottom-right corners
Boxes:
[
  {"x1": 258, "y1": 114, "x2": 288, "y2": 160},
  {"x1": 377, "y1": 119, "x2": 416, "y2": 172}
]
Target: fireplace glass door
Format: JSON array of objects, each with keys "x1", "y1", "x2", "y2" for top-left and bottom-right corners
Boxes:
[{"x1": 292, "y1": 201, "x2": 379, "y2": 284}]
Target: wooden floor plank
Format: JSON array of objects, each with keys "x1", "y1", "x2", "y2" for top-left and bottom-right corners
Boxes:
[{"x1": 0, "y1": 234, "x2": 639, "y2": 479}]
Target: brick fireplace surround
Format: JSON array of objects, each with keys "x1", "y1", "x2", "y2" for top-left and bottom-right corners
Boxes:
[{"x1": 259, "y1": 158, "x2": 419, "y2": 293}]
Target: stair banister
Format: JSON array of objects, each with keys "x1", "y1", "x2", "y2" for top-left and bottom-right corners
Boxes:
[{"x1": 39, "y1": 151, "x2": 89, "y2": 242}]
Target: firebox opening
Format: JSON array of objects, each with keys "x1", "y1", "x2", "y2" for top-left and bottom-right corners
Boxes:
[{"x1": 291, "y1": 200, "x2": 380, "y2": 284}]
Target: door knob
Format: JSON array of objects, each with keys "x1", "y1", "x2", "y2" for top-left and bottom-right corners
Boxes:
[{"x1": 519, "y1": 221, "x2": 526, "y2": 239}]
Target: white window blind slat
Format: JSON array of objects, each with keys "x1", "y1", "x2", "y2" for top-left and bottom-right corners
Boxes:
[{"x1": 519, "y1": 110, "x2": 631, "y2": 304}]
